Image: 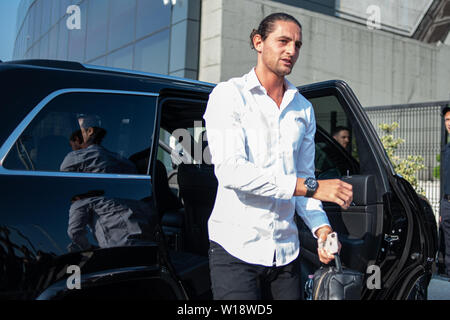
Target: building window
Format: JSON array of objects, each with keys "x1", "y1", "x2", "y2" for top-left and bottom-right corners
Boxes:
[
  {"x1": 108, "y1": 0, "x2": 136, "y2": 52},
  {"x1": 57, "y1": 19, "x2": 69, "y2": 61},
  {"x1": 136, "y1": 0, "x2": 171, "y2": 40},
  {"x1": 107, "y1": 45, "x2": 134, "y2": 70},
  {"x1": 86, "y1": 0, "x2": 109, "y2": 61},
  {"x1": 134, "y1": 30, "x2": 170, "y2": 75}
]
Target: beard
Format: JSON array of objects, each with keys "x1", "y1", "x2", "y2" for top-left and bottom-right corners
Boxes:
[{"x1": 273, "y1": 59, "x2": 295, "y2": 77}]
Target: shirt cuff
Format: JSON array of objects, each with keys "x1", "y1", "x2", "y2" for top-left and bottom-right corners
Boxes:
[
  {"x1": 311, "y1": 223, "x2": 332, "y2": 239},
  {"x1": 274, "y1": 174, "x2": 297, "y2": 200}
]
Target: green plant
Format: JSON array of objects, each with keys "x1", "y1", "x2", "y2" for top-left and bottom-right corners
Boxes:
[
  {"x1": 379, "y1": 122, "x2": 425, "y2": 195},
  {"x1": 433, "y1": 154, "x2": 440, "y2": 179}
]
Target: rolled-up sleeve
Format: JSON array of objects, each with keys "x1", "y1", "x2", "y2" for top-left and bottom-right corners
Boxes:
[
  {"x1": 294, "y1": 106, "x2": 330, "y2": 237},
  {"x1": 204, "y1": 82, "x2": 297, "y2": 200}
]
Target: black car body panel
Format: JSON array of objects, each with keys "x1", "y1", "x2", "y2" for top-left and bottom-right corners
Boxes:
[{"x1": 0, "y1": 60, "x2": 438, "y2": 300}]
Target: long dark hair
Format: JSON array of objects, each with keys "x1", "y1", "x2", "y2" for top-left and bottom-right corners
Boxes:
[
  {"x1": 250, "y1": 12, "x2": 302, "y2": 49},
  {"x1": 88, "y1": 127, "x2": 107, "y2": 145}
]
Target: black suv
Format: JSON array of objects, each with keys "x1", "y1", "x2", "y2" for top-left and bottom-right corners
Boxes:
[{"x1": 0, "y1": 60, "x2": 438, "y2": 300}]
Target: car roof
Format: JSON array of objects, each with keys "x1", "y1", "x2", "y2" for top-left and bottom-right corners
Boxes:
[
  {"x1": 2, "y1": 59, "x2": 215, "y2": 90},
  {"x1": 0, "y1": 60, "x2": 215, "y2": 147}
]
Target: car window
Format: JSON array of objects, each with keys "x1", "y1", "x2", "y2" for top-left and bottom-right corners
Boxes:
[
  {"x1": 309, "y1": 95, "x2": 360, "y2": 179},
  {"x1": 157, "y1": 123, "x2": 207, "y2": 169},
  {"x1": 3, "y1": 91, "x2": 156, "y2": 175},
  {"x1": 157, "y1": 128, "x2": 182, "y2": 174}
]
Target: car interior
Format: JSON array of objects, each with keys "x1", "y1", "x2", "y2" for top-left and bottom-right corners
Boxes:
[{"x1": 151, "y1": 90, "x2": 386, "y2": 298}]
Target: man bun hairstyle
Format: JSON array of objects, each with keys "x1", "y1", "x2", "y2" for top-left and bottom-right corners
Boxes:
[{"x1": 250, "y1": 12, "x2": 302, "y2": 50}]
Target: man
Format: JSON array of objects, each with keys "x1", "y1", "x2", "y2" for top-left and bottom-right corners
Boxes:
[
  {"x1": 441, "y1": 106, "x2": 450, "y2": 277},
  {"x1": 332, "y1": 126, "x2": 350, "y2": 150},
  {"x1": 60, "y1": 115, "x2": 137, "y2": 174},
  {"x1": 67, "y1": 191, "x2": 157, "y2": 252},
  {"x1": 203, "y1": 13, "x2": 353, "y2": 300},
  {"x1": 68, "y1": 129, "x2": 84, "y2": 151}
]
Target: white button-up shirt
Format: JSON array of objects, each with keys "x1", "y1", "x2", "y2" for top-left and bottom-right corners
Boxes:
[{"x1": 203, "y1": 68, "x2": 330, "y2": 267}]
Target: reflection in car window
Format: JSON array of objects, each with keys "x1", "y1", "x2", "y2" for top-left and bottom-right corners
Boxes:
[
  {"x1": 3, "y1": 92, "x2": 156, "y2": 175},
  {"x1": 67, "y1": 191, "x2": 157, "y2": 252}
]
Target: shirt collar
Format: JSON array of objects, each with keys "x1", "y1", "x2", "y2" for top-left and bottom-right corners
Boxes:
[
  {"x1": 245, "y1": 68, "x2": 298, "y2": 96},
  {"x1": 245, "y1": 68, "x2": 264, "y2": 92}
]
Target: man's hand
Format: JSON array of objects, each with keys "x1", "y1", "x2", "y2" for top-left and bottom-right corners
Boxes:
[
  {"x1": 315, "y1": 226, "x2": 341, "y2": 264},
  {"x1": 295, "y1": 178, "x2": 353, "y2": 210}
]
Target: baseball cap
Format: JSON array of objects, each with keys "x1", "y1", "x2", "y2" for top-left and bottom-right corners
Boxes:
[{"x1": 77, "y1": 114, "x2": 102, "y2": 129}]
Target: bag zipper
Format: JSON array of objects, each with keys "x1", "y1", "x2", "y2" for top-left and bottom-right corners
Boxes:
[{"x1": 314, "y1": 268, "x2": 332, "y2": 300}]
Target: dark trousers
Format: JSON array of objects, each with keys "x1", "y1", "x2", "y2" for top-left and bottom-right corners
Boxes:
[
  {"x1": 441, "y1": 199, "x2": 450, "y2": 276},
  {"x1": 208, "y1": 241, "x2": 301, "y2": 300}
]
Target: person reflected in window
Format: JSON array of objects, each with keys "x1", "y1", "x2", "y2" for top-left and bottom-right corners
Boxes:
[
  {"x1": 60, "y1": 115, "x2": 137, "y2": 174},
  {"x1": 67, "y1": 191, "x2": 157, "y2": 252},
  {"x1": 332, "y1": 126, "x2": 350, "y2": 150},
  {"x1": 69, "y1": 130, "x2": 84, "y2": 151}
]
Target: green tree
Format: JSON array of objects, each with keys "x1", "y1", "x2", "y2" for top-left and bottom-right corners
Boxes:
[
  {"x1": 433, "y1": 154, "x2": 440, "y2": 179},
  {"x1": 379, "y1": 122, "x2": 425, "y2": 195}
]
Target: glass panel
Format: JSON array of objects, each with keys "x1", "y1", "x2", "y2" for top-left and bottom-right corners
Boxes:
[
  {"x1": 169, "y1": 20, "x2": 187, "y2": 73},
  {"x1": 308, "y1": 95, "x2": 360, "y2": 178},
  {"x1": 108, "y1": 0, "x2": 136, "y2": 51},
  {"x1": 48, "y1": 25, "x2": 59, "y2": 59},
  {"x1": 22, "y1": 17, "x2": 30, "y2": 55},
  {"x1": 134, "y1": 30, "x2": 169, "y2": 74},
  {"x1": 86, "y1": 0, "x2": 109, "y2": 61},
  {"x1": 59, "y1": 0, "x2": 71, "y2": 18},
  {"x1": 89, "y1": 56, "x2": 106, "y2": 67},
  {"x1": 41, "y1": 0, "x2": 52, "y2": 35},
  {"x1": 40, "y1": 33, "x2": 49, "y2": 58},
  {"x1": 31, "y1": 42, "x2": 40, "y2": 59},
  {"x1": 171, "y1": 0, "x2": 189, "y2": 25},
  {"x1": 136, "y1": 0, "x2": 170, "y2": 39},
  {"x1": 27, "y1": 3, "x2": 35, "y2": 44},
  {"x1": 33, "y1": 0, "x2": 43, "y2": 42},
  {"x1": 57, "y1": 20, "x2": 69, "y2": 60},
  {"x1": 107, "y1": 45, "x2": 133, "y2": 70},
  {"x1": 3, "y1": 92, "x2": 157, "y2": 176},
  {"x1": 312, "y1": 96, "x2": 352, "y2": 137},
  {"x1": 67, "y1": 1, "x2": 87, "y2": 61},
  {"x1": 169, "y1": 69, "x2": 197, "y2": 80},
  {"x1": 51, "y1": 0, "x2": 61, "y2": 26}
]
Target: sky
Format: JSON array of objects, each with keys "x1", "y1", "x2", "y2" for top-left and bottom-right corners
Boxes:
[{"x1": 0, "y1": 0, "x2": 21, "y2": 61}]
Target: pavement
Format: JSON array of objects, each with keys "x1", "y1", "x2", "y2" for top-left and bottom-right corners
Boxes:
[{"x1": 428, "y1": 274, "x2": 450, "y2": 300}]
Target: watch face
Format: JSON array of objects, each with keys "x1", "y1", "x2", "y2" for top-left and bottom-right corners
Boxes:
[{"x1": 305, "y1": 177, "x2": 318, "y2": 190}]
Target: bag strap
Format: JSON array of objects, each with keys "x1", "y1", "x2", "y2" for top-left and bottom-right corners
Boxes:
[{"x1": 334, "y1": 254, "x2": 343, "y2": 272}]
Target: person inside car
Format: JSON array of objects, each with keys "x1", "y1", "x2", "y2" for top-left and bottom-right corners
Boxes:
[
  {"x1": 203, "y1": 12, "x2": 352, "y2": 300},
  {"x1": 60, "y1": 115, "x2": 137, "y2": 174},
  {"x1": 332, "y1": 126, "x2": 350, "y2": 150},
  {"x1": 68, "y1": 129, "x2": 84, "y2": 151}
]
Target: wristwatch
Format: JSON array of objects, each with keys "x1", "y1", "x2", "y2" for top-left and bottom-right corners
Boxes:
[{"x1": 304, "y1": 177, "x2": 318, "y2": 197}]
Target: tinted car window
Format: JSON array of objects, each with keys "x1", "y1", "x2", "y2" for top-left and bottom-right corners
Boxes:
[
  {"x1": 310, "y1": 95, "x2": 360, "y2": 178},
  {"x1": 3, "y1": 91, "x2": 156, "y2": 175},
  {"x1": 315, "y1": 127, "x2": 358, "y2": 179}
]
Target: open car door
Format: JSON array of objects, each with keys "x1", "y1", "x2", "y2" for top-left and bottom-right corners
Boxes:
[{"x1": 297, "y1": 81, "x2": 437, "y2": 300}]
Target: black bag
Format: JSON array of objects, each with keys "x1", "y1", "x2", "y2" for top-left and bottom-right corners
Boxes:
[{"x1": 312, "y1": 254, "x2": 364, "y2": 300}]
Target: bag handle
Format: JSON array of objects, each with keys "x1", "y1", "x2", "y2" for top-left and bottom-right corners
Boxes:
[{"x1": 334, "y1": 253, "x2": 343, "y2": 272}]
